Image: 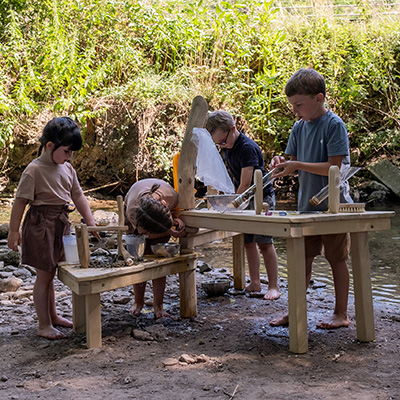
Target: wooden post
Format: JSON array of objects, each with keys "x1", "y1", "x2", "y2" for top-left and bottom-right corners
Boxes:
[
  {"x1": 254, "y1": 169, "x2": 263, "y2": 215},
  {"x1": 177, "y1": 96, "x2": 209, "y2": 210},
  {"x1": 328, "y1": 165, "x2": 340, "y2": 214},
  {"x1": 232, "y1": 234, "x2": 245, "y2": 289},
  {"x1": 75, "y1": 224, "x2": 90, "y2": 268}
]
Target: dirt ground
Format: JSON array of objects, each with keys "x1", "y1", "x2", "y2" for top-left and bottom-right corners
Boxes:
[{"x1": 0, "y1": 234, "x2": 399, "y2": 400}]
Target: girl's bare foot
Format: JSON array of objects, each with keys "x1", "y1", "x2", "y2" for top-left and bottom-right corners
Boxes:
[
  {"x1": 263, "y1": 288, "x2": 281, "y2": 300},
  {"x1": 154, "y1": 309, "x2": 171, "y2": 319},
  {"x1": 37, "y1": 326, "x2": 67, "y2": 340},
  {"x1": 269, "y1": 314, "x2": 289, "y2": 326},
  {"x1": 129, "y1": 303, "x2": 143, "y2": 317},
  {"x1": 52, "y1": 316, "x2": 73, "y2": 328},
  {"x1": 245, "y1": 283, "x2": 262, "y2": 293},
  {"x1": 317, "y1": 313, "x2": 350, "y2": 329}
]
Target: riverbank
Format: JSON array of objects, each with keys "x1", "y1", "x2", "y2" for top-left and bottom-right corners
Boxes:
[{"x1": 0, "y1": 236, "x2": 399, "y2": 399}]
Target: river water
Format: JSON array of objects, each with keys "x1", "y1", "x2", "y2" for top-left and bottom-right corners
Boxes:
[
  {"x1": 273, "y1": 205, "x2": 400, "y2": 306},
  {"x1": 1, "y1": 200, "x2": 398, "y2": 306}
]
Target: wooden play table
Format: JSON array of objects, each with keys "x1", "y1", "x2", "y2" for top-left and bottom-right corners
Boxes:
[
  {"x1": 180, "y1": 209, "x2": 394, "y2": 353},
  {"x1": 58, "y1": 253, "x2": 197, "y2": 348}
]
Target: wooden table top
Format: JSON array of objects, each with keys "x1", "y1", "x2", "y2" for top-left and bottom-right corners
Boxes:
[{"x1": 180, "y1": 210, "x2": 395, "y2": 238}]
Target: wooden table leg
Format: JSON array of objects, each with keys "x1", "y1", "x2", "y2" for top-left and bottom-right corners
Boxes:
[
  {"x1": 178, "y1": 258, "x2": 197, "y2": 318},
  {"x1": 286, "y1": 236, "x2": 308, "y2": 354},
  {"x1": 350, "y1": 231, "x2": 375, "y2": 342},
  {"x1": 85, "y1": 293, "x2": 102, "y2": 348},
  {"x1": 72, "y1": 292, "x2": 86, "y2": 334},
  {"x1": 233, "y1": 234, "x2": 245, "y2": 290}
]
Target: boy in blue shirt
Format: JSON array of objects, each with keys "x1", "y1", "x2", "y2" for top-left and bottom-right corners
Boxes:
[
  {"x1": 206, "y1": 111, "x2": 280, "y2": 300},
  {"x1": 270, "y1": 68, "x2": 352, "y2": 329}
]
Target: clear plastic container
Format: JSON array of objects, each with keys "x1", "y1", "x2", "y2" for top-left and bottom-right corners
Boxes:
[{"x1": 62, "y1": 235, "x2": 80, "y2": 264}]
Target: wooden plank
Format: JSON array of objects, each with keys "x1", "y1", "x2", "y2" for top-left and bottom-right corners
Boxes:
[
  {"x1": 328, "y1": 165, "x2": 340, "y2": 214},
  {"x1": 232, "y1": 234, "x2": 246, "y2": 289},
  {"x1": 287, "y1": 237, "x2": 308, "y2": 354},
  {"x1": 88, "y1": 260, "x2": 195, "y2": 294},
  {"x1": 86, "y1": 226, "x2": 128, "y2": 232},
  {"x1": 301, "y1": 217, "x2": 391, "y2": 236},
  {"x1": 85, "y1": 293, "x2": 102, "y2": 348},
  {"x1": 254, "y1": 169, "x2": 263, "y2": 215},
  {"x1": 76, "y1": 224, "x2": 90, "y2": 268},
  {"x1": 180, "y1": 230, "x2": 240, "y2": 248},
  {"x1": 178, "y1": 96, "x2": 209, "y2": 210},
  {"x1": 181, "y1": 213, "x2": 294, "y2": 237},
  {"x1": 350, "y1": 232, "x2": 375, "y2": 342},
  {"x1": 178, "y1": 258, "x2": 198, "y2": 317},
  {"x1": 72, "y1": 292, "x2": 86, "y2": 334}
]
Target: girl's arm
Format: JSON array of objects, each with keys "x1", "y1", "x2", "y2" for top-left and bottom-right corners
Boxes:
[
  {"x1": 73, "y1": 193, "x2": 101, "y2": 239},
  {"x1": 8, "y1": 198, "x2": 28, "y2": 252}
]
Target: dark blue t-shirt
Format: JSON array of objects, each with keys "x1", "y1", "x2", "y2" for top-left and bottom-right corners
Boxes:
[{"x1": 222, "y1": 132, "x2": 274, "y2": 199}]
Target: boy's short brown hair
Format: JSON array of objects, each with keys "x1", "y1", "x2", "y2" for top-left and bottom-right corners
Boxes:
[
  {"x1": 285, "y1": 68, "x2": 326, "y2": 98},
  {"x1": 205, "y1": 110, "x2": 235, "y2": 134}
]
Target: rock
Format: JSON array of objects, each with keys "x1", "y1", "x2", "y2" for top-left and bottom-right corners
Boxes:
[
  {"x1": 0, "y1": 277, "x2": 23, "y2": 292},
  {"x1": 162, "y1": 358, "x2": 178, "y2": 366},
  {"x1": 368, "y1": 159, "x2": 400, "y2": 197},
  {"x1": 197, "y1": 260, "x2": 212, "y2": 273},
  {"x1": 179, "y1": 353, "x2": 196, "y2": 364},
  {"x1": 112, "y1": 295, "x2": 131, "y2": 305},
  {"x1": 195, "y1": 354, "x2": 209, "y2": 363},
  {"x1": 0, "y1": 250, "x2": 21, "y2": 267},
  {"x1": 12, "y1": 290, "x2": 33, "y2": 300},
  {"x1": 132, "y1": 329, "x2": 154, "y2": 341},
  {"x1": 12, "y1": 268, "x2": 33, "y2": 279},
  {"x1": 0, "y1": 223, "x2": 9, "y2": 239},
  {"x1": 93, "y1": 210, "x2": 119, "y2": 226}
]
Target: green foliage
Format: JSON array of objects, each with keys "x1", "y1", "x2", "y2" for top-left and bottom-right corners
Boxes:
[{"x1": 0, "y1": 0, "x2": 399, "y2": 176}]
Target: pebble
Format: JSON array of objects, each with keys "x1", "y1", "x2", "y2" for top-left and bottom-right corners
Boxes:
[
  {"x1": 132, "y1": 329, "x2": 154, "y2": 341},
  {"x1": 162, "y1": 358, "x2": 178, "y2": 367}
]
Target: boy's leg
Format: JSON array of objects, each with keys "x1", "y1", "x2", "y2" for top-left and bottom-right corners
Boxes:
[
  {"x1": 270, "y1": 256, "x2": 314, "y2": 326},
  {"x1": 244, "y1": 242, "x2": 262, "y2": 292},
  {"x1": 317, "y1": 259, "x2": 350, "y2": 329},
  {"x1": 258, "y1": 243, "x2": 280, "y2": 300},
  {"x1": 129, "y1": 282, "x2": 147, "y2": 316},
  {"x1": 317, "y1": 233, "x2": 350, "y2": 329},
  {"x1": 152, "y1": 277, "x2": 168, "y2": 319},
  {"x1": 34, "y1": 268, "x2": 66, "y2": 339}
]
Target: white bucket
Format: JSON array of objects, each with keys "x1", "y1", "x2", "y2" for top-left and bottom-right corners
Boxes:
[{"x1": 62, "y1": 235, "x2": 80, "y2": 264}]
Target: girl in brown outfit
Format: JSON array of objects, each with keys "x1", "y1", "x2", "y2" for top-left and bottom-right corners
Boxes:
[{"x1": 8, "y1": 117, "x2": 98, "y2": 340}]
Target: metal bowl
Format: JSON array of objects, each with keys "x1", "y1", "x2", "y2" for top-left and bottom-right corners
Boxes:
[
  {"x1": 201, "y1": 279, "x2": 231, "y2": 297},
  {"x1": 151, "y1": 243, "x2": 181, "y2": 257},
  {"x1": 206, "y1": 194, "x2": 250, "y2": 212}
]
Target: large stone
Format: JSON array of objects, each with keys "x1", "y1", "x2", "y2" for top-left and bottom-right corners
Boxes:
[
  {"x1": 0, "y1": 223, "x2": 9, "y2": 240},
  {"x1": 0, "y1": 277, "x2": 22, "y2": 292},
  {"x1": 0, "y1": 250, "x2": 21, "y2": 267},
  {"x1": 368, "y1": 159, "x2": 400, "y2": 197}
]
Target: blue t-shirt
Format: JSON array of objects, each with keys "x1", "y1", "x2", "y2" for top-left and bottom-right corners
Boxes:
[
  {"x1": 285, "y1": 110, "x2": 353, "y2": 211},
  {"x1": 222, "y1": 132, "x2": 274, "y2": 201}
]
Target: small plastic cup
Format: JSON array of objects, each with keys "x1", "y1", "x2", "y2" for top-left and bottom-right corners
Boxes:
[{"x1": 62, "y1": 235, "x2": 80, "y2": 264}]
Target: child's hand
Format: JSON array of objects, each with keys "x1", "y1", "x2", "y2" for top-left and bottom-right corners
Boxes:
[
  {"x1": 269, "y1": 155, "x2": 286, "y2": 169},
  {"x1": 273, "y1": 161, "x2": 298, "y2": 178},
  {"x1": 169, "y1": 218, "x2": 186, "y2": 238},
  {"x1": 7, "y1": 231, "x2": 21, "y2": 252}
]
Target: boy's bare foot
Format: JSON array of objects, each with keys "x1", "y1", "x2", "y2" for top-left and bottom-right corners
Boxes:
[
  {"x1": 317, "y1": 313, "x2": 350, "y2": 329},
  {"x1": 263, "y1": 288, "x2": 281, "y2": 300},
  {"x1": 245, "y1": 283, "x2": 262, "y2": 293},
  {"x1": 37, "y1": 326, "x2": 67, "y2": 340},
  {"x1": 129, "y1": 303, "x2": 143, "y2": 317},
  {"x1": 269, "y1": 314, "x2": 289, "y2": 326},
  {"x1": 52, "y1": 316, "x2": 73, "y2": 328}
]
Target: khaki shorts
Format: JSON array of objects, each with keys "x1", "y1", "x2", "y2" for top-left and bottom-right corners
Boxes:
[{"x1": 305, "y1": 233, "x2": 350, "y2": 263}]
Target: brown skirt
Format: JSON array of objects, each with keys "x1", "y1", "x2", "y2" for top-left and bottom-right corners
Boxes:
[{"x1": 21, "y1": 205, "x2": 71, "y2": 271}]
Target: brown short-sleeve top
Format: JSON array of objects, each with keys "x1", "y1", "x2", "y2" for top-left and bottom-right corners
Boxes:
[{"x1": 15, "y1": 150, "x2": 83, "y2": 205}]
